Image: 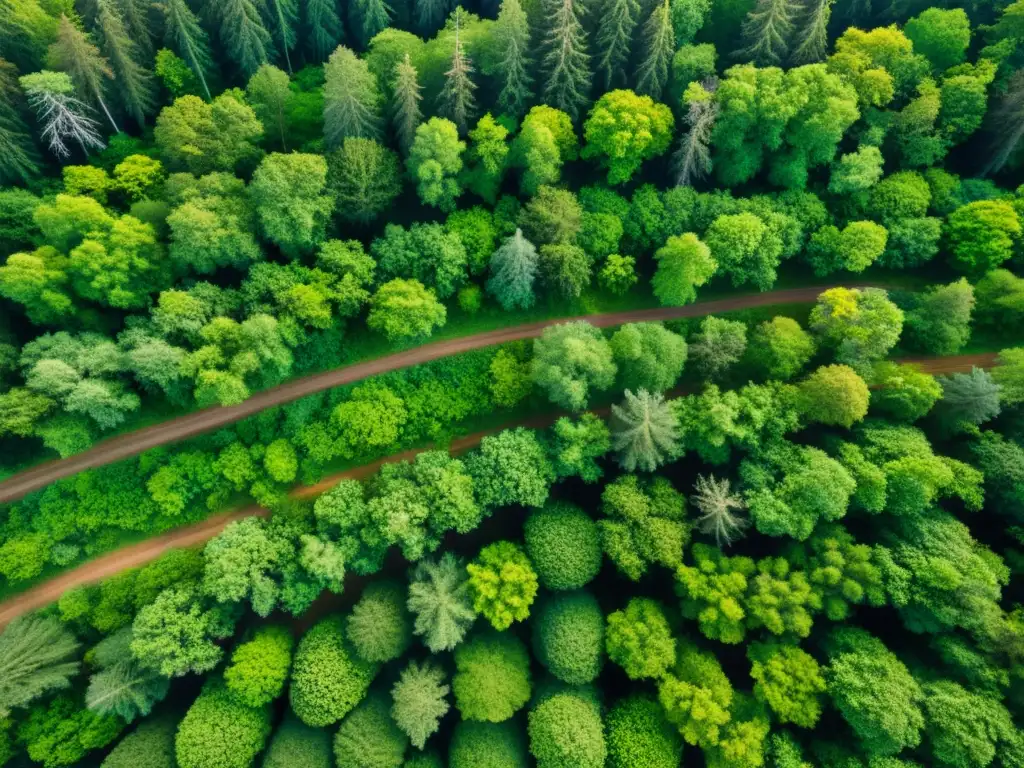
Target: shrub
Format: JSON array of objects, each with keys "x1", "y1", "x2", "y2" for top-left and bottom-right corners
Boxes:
[
  {"x1": 523, "y1": 503, "x2": 602, "y2": 591},
  {"x1": 223, "y1": 626, "x2": 293, "y2": 708},
  {"x1": 290, "y1": 617, "x2": 377, "y2": 727},
  {"x1": 262, "y1": 716, "x2": 332, "y2": 768},
  {"x1": 528, "y1": 689, "x2": 607, "y2": 768},
  {"x1": 175, "y1": 683, "x2": 272, "y2": 768},
  {"x1": 605, "y1": 695, "x2": 683, "y2": 768},
  {"x1": 347, "y1": 581, "x2": 413, "y2": 663},
  {"x1": 453, "y1": 630, "x2": 532, "y2": 722},
  {"x1": 605, "y1": 598, "x2": 676, "y2": 680},
  {"x1": 532, "y1": 591, "x2": 605, "y2": 685},
  {"x1": 467, "y1": 541, "x2": 538, "y2": 631},
  {"x1": 333, "y1": 691, "x2": 408, "y2": 768},
  {"x1": 449, "y1": 720, "x2": 529, "y2": 768},
  {"x1": 101, "y1": 714, "x2": 177, "y2": 768}
]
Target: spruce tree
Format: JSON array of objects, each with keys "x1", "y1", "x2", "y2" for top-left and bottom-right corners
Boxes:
[
  {"x1": 492, "y1": 0, "x2": 533, "y2": 118},
  {"x1": 265, "y1": 0, "x2": 299, "y2": 73},
  {"x1": 392, "y1": 52, "x2": 422, "y2": 154},
  {"x1": 634, "y1": 0, "x2": 674, "y2": 99},
  {"x1": 790, "y1": 0, "x2": 831, "y2": 63},
  {"x1": 736, "y1": 0, "x2": 797, "y2": 66},
  {"x1": 437, "y1": 11, "x2": 477, "y2": 135},
  {"x1": 0, "y1": 617, "x2": 80, "y2": 715},
  {"x1": 986, "y1": 70, "x2": 1024, "y2": 175},
  {"x1": 594, "y1": 0, "x2": 638, "y2": 90},
  {"x1": 113, "y1": 0, "x2": 155, "y2": 58},
  {"x1": 538, "y1": 0, "x2": 591, "y2": 120},
  {"x1": 47, "y1": 15, "x2": 119, "y2": 132},
  {"x1": 161, "y1": 0, "x2": 214, "y2": 100},
  {"x1": 0, "y1": 59, "x2": 41, "y2": 183},
  {"x1": 324, "y1": 44, "x2": 383, "y2": 145},
  {"x1": 416, "y1": 0, "x2": 451, "y2": 36},
  {"x1": 303, "y1": 0, "x2": 345, "y2": 62},
  {"x1": 218, "y1": 0, "x2": 273, "y2": 77},
  {"x1": 610, "y1": 388, "x2": 679, "y2": 472},
  {"x1": 354, "y1": 0, "x2": 393, "y2": 47},
  {"x1": 20, "y1": 70, "x2": 106, "y2": 160},
  {"x1": 487, "y1": 228, "x2": 539, "y2": 310},
  {"x1": 95, "y1": 0, "x2": 156, "y2": 126}
]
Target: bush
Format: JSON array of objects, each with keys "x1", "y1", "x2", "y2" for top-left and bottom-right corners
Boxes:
[
  {"x1": 528, "y1": 689, "x2": 606, "y2": 768},
  {"x1": 449, "y1": 720, "x2": 529, "y2": 768},
  {"x1": 290, "y1": 617, "x2": 377, "y2": 728},
  {"x1": 175, "y1": 683, "x2": 272, "y2": 768},
  {"x1": 605, "y1": 695, "x2": 683, "y2": 768},
  {"x1": 532, "y1": 592, "x2": 605, "y2": 685},
  {"x1": 467, "y1": 541, "x2": 538, "y2": 631},
  {"x1": 223, "y1": 626, "x2": 293, "y2": 707},
  {"x1": 262, "y1": 716, "x2": 332, "y2": 768},
  {"x1": 605, "y1": 598, "x2": 676, "y2": 680},
  {"x1": 453, "y1": 630, "x2": 532, "y2": 722},
  {"x1": 333, "y1": 691, "x2": 408, "y2": 768},
  {"x1": 348, "y1": 581, "x2": 413, "y2": 663},
  {"x1": 523, "y1": 503, "x2": 602, "y2": 591},
  {"x1": 102, "y1": 714, "x2": 177, "y2": 768}
]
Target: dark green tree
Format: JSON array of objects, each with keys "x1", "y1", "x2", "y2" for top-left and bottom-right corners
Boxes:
[
  {"x1": 492, "y1": 0, "x2": 533, "y2": 117},
  {"x1": 438, "y1": 11, "x2": 477, "y2": 135},
  {"x1": 538, "y1": 0, "x2": 591, "y2": 120},
  {"x1": 160, "y1": 0, "x2": 214, "y2": 100},
  {"x1": 47, "y1": 16, "x2": 119, "y2": 132},
  {"x1": 594, "y1": 0, "x2": 638, "y2": 89},
  {"x1": 303, "y1": 0, "x2": 344, "y2": 61},
  {"x1": 265, "y1": 0, "x2": 298, "y2": 73},
  {"x1": 635, "y1": 0, "x2": 674, "y2": 98},
  {"x1": 95, "y1": 0, "x2": 155, "y2": 126},
  {"x1": 391, "y1": 53, "x2": 422, "y2": 154},
  {"x1": 736, "y1": 0, "x2": 797, "y2": 65},
  {"x1": 218, "y1": 0, "x2": 272, "y2": 77}
]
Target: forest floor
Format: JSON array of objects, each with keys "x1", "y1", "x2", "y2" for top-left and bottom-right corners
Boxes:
[{"x1": 0, "y1": 350, "x2": 997, "y2": 628}]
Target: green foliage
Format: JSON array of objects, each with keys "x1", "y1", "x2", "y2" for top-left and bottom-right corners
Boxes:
[
  {"x1": 348, "y1": 581, "x2": 413, "y2": 663},
  {"x1": 870, "y1": 362, "x2": 941, "y2": 422},
  {"x1": 333, "y1": 691, "x2": 408, "y2": 768},
  {"x1": 390, "y1": 661, "x2": 449, "y2": 748},
  {"x1": 373, "y1": 222, "x2": 467, "y2": 299},
  {"x1": 224, "y1": 626, "x2": 293, "y2": 707},
  {"x1": 904, "y1": 8, "x2": 970, "y2": 71},
  {"x1": 797, "y1": 364, "x2": 870, "y2": 428},
  {"x1": 945, "y1": 200, "x2": 1021, "y2": 276},
  {"x1": 449, "y1": 720, "x2": 528, "y2": 768},
  {"x1": 131, "y1": 587, "x2": 233, "y2": 678},
  {"x1": 599, "y1": 474, "x2": 688, "y2": 580},
  {"x1": 605, "y1": 695, "x2": 683, "y2": 768},
  {"x1": 528, "y1": 688, "x2": 606, "y2": 768},
  {"x1": 748, "y1": 317, "x2": 815, "y2": 380},
  {"x1": 747, "y1": 641, "x2": 825, "y2": 728},
  {"x1": 175, "y1": 682, "x2": 272, "y2": 768},
  {"x1": 548, "y1": 413, "x2": 611, "y2": 484},
  {"x1": 611, "y1": 389, "x2": 681, "y2": 474},
  {"x1": 652, "y1": 233, "x2": 716, "y2": 307},
  {"x1": 523, "y1": 502, "x2": 602, "y2": 591},
  {"x1": 154, "y1": 93, "x2": 262, "y2": 174},
  {"x1": 17, "y1": 694, "x2": 123, "y2": 768},
  {"x1": 327, "y1": 138, "x2": 403, "y2": 225},
  {"x1": 903, "y1": 279, "x2": 974, "y2": 356},
  {"x1": 407, "y1": 553, "x2": 476, "y2": 652},
  {"x1": 0, "y1": 616, "x2": 79, "y2": 715},
  {"x1": 408, "y1": 117, "x2": 465, "y2": 212},
  {"x1": 86, "y1": 630, "x2": 169, "y2": 722},
  {"x1": 582, "y1": 90, "x2": 674, "y2": 184},
  {"x1": 467, "y1": 541, "x2": 538, "y2": 630},
  {"x1": 368, "y1": 279, "x2": 447, "y2": 340},
  {"x1": 466, "y1": 428, "x2": 555, "y2": 509},
  {"x1": 517, "y1": 186, "x2": 582, "y2": 246},
  {"x1": 690, "y1": 316, "x2": 748, "y2": 379},
  {"x1": 324, "y1": 46, "x2": 382, "y2": 144},
  {"x1": 101, "y1": 714, "x2": 177, "y2": 768},
  {"x1": 605, "y1": 598, "x2": 675, "y2": 680},
  {"x1": 453, "y1": 630, "x2": 532, "y2": 722},
  {"x1": 262, "y1": 717, "x2": 332, "y2": 768},
  {"x1": 810, "y1": 287, "x2": 904, "y2": 367},
  {"x1": 658, "y1": 641, "x2": 733, "y2": 747},
  {"x1": 487, "y1": 229, "x2": 538, "y2": 310},
  {"x1": 532, "y1": 322, "x2": 615, "y2": 411},
  {"x1": 610, "y1": 323, "x2": 686, "y2": 394},
  {"x1": 532, "y1": 591, "x2": 605, "y2": 684}
]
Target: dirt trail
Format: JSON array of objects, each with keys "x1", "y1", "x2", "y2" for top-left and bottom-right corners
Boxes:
[
  {"x1": 0, "y1": 349, "x2": 997, "y2": 628},
  {"x1": 0, "y1": 285, "x2": 868, "y2": 505}
]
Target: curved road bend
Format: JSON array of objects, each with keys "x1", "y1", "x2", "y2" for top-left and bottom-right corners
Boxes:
[
  {"x1": 0, "y1": 350, "x2": 998, "y2": 628},
  {"x1": 0, "y1": 285, "x2": 873, "y2": 505}
]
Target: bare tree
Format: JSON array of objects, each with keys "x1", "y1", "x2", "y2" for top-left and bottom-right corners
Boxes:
[
  {"x1": 19, "y1": 71, "x2": 105, "y2": 160},
  {"x1": 692, "y1": 473, "x2": 749, "y2": 546}
]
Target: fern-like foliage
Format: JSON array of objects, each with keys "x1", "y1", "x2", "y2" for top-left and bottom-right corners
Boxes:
[
  {"x1": 390, "y1": 661, "x2": 450, "y2": 748},
  {"x1": 407, "y1": 553, "x2": 476, "y2": 652},
  {"x1": 0, "y1": 616, "x2": 80, "y2": 716},
  {"x1": 692, "y1": 474, "x2": 749, "y2": 547},
  {"x1": 86, "y1": 629, "x2": 170, "y2": 722},
  {"x1": 611, "y1": 388, "x2": 680, "y2": 472}
]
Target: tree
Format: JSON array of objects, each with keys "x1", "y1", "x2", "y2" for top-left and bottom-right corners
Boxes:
[
  {"x1": 462, "y1": 114, "x2": 508, "y2": 203},
  {"x1": 903, "y1": 278, "x2": 973, "y2": 356},
  {"x1": 610, "y1": 322, "x2": 686, "y2": 394},
  {"x1": 130, "y1": 587, "x2": 233, "y2": 678},
  {"x1": 491, "y1": 0, "x2": 532, "y2": 117},
  {"x1": 797, "y1": 365, "x2": 869, "y2": 428},
  {"x1": 327, "y1": 138, "x2": 402, "y2": 225},
  {"x1": 517, "y1": 185, "x2": 582, "y2": 245},
  {"x1": 509, "y1": 110, "x2": 564, "y2": 195},
  {"x1": 372, "y1": 221, "x2": 467, "y2": 298},
  {"x1": 523, "y1": 503, "x2": 602, "y2": 590},
  {"x1": 598, "y1": 254, "x2": 637, "y2": 294},
  {"x1": 450, "y1": 721, "x2": 529, "y2": 768},
  {"x1": 324, "y1": 46, "x2": 382, "y2": 146},
  {"x1": 18, "y1": 695, "x2": 123, "y2": 768},
  {"x1": 250, "y1": 153, "x2": 333, "y2": 257},
  {"x1": 705, "y1": 212, "x2": 782, "y2": 290},
  {"x1": 528, "y1": 689, "x2": 606, "y2": 768},
  {"x1": 538, "y1": 0, "x2": 591, "y2": 120},
  {"x1": 673, "y1": 81, "x2": 718, "y2": 187},
  {"x1": 920, "y1": 680, "x2": 1019, "y2": 768},
  {"x1": 391, "y1": 661, "x2": 449, "y2": 749},
  {"x1": 467, "y1": 541, "x2": 538, "y2": 630},
  {"x1": 303, "y1": 0, "x2": 343, "y2": 61},
  {"x1": 747, "y1": 317, "x2": 814, "y2": 380},
  {"x1": 532, "y1": 321, "x2": 616, "y2": 411},
  {"x1": 599, "y1": 474, "x2": 688, "y2": 580},
  {"x1": 437, "y1": 11, "x2": 477, "y2": 135},
  {"x1": 945, "y1": 200, "x2": 1021, "y2": 276},
  {"x1": 828, "y1": 145, "x2": 882, "y2": 195},
  {"x1": 870, "y1": 362, "x2": 941, "y2": 422},
  {"x1": 391, "y1": 53, "x2": 422, "y2": 154},
  {"x1": 809, "y1": 287, "x2": 903, "y2": 367},
  {"x1": 606, "y1": 598, "x2": 675, "y2": 680},
  {"x1": 290, "y1": 617, "x2": 376, "y2": 728},
  {"x1": 452, "y1": 630, "x2": 531, "y2": 722},
  {"x1": 806, "y1": 221, "x2": 887, "y2": 276},
  {"x1": 904, "y1": 8, "x2": 969, "y2": 72},
  {"x1": 652, "y1": 233, "x2": 716, "y2": 306},
  {"x1": 332, "y1": 690, "x2": 407, "y2": 767},
  {"x1": 0, "y1": 617, "x2": 79, "y2": 716},
  {"x1": 224, "y1": 626, "x2": 293, "y2": 708},
  {"x1": 692, "y1": 473, "x2": 748, "y2": 546},
  {"x1": 611, "y1": 389, "x2": 680, "y2": 472},
  {"x1": 747, "y1": 642, "x2": 824, "y2": 728},
  {"x1": 690, "y1": 316, "x2": 748, "y2": 378},
  {"x1": 175, "y1": 683, "x2": 272, "y2": 768},
  {"x1": 581, "y1": 89, "x2": 673, "y2": 184},
  {"x1": 407, "y1": 117, "x2": 465, "y2": 211},
  {"x1": 367, "y1": 279, "x2": 446, "y2": 340},
  {"x1": 533, "y1": 591, "x2": 605, "y2": 684},
  {"x1": 246, "y1": 64, "x2": 292, "y2": 150},
  {"x1": 936, "y1": 367, "x2": 1001, "y2": 427},
  {"x1": 347, "y1": 581, "x2": 412, "y2": 663},
  {"x1": 407, "y1": 553, "x2": 476, "y2": 652},
  {"x1": 95, "y1": 0, "x2": 155, "y2": 126},
  {"x1": 202, "y1": 517, "x2": 291, "y2": 616},
  {"x1": 47, "y1": 16, "x2": 118, "y2": 132},
  {"x1": 790, "y1": 0, "x2": 832, "y2": 64},
  {"x1": 539, "y1": 243, "x2": 590, "y2": 298},
  {"x1": 736, "y1": 0, "x2": 796, "y2": 65},
  {"x1": 466, "y1": 427, "x2": 555, "y2": 509},
  {"x1": 635, "y1": 0, "x2": 675, "y2": 98},
  {"x1": 86, "y1": 631, "x2": 169, "y2": 722},
  {"x1": 101, "y1": 714, "x2": 178, "y2": 768},
  {"x1": 161, "y1": 0, "x2": 214, "y2": 100},
  {"x1": 594, "y1": 0, "x2": 639, "y2": 89},
  {"x1": 217, "y1": 0, "x2": 271, "y2": 76},
  {"x1": 154, "y1": 93, "x2": 262, "y2": 174},
  {"x1": 353, "y1": 0, "x2": 392, "y2": 47},
  {"x1": 606, "y1": 695, "x2": 683, "y2": 768},
  {"x1": 20, "y1": 71, "x2": 105, "y2": 160},
  {"x1": 0, "y1": 60, "x2": 42, "y2": 184}
]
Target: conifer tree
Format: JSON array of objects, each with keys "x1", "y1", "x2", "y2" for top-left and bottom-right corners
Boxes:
[
  {"x1": 438, "y1": 11, "x2": 477, "y2": 135},
  {"x1": 392, "y1": 53, "x2": 422, "y2": 154},
  {"x1": 415, "y1": 0, "x2": 451, "y2": 36},
  {"x1": 354, "y1": 0, "x2": 393, "y2": 47},
  {"x1": 487, "y1": 228, "x2": 539, "y2": 310},
  {"x1": 790, "y1": 0, "x2": 831, "y2": 64},
  {"x1": 324, "y1": 44, "x2": 383, "y2": 145},
  {"x1": 0, "y1": 617, "x2": 80, "y2": 715},
  {"x1": 95, "y1": 0, "x2": 156, "y2": 126},
  {"x1": 736, "y1": 0, "x2": 797, "y2": 66},
  {"x1": 113, "y1": 0, "x2": 155, "y2": 58},
  {"x1": 20, "y1": 70, "x2": 106, "y2": 160},
  {"x1": 0, "y1": 60, "x2": 41, "y2": 183},
  {"x1": 160, "y1": 0, "x2": 214, "y2": 100},
  {"x1": 538, "y1": 0, "x2": 591, "y2": 120},
  {"x1": 594, "y1": 0, "x2": 638, "y2": 90},
  {"x1": 986, "y1": 71, "x2": 1024, "y2": 176},
  {"x1": 265, "y1": 0, "x2": 298, "y2": 73},
  {"x1": 218, "y1": 0, "x2": 273, "y2": 77},
  {"x1": 47, "y1": 15, "x2": 119, "y2": 132},
  {"x1": 610, "y1": 388, "x2": 679, "y2": 472},
  {"x1": 492, "y1": 0, "x2": 533, "y2": 118},
  {"x1": 673, "y1": 80, "x2": 717, "y2": 186},
  {"x1": 634, "y1": 0, "x2": 674, "y2": 99},
  {"x1": 303, "y1": 0, "x2": 345, "y2": 62}
]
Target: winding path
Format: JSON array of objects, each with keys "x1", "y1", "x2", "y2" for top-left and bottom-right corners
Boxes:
[
  {"x1": 0, "y1": 285, "x2": 866, "y2": 505},
  {"x1": 0, "y1": 350, "x2": 998, "y2": 628}
]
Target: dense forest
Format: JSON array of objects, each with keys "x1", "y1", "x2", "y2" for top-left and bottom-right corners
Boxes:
[{"x1": 2, "y1": 0, "x2": 1024, "y2": 766}]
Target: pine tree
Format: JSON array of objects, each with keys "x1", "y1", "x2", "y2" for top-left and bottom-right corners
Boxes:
[
  {"x1": 634, "y1": 0, "x2": 674, "y2": 99},
  {"x1": 303, "y1": 0, "x2": 345, "y2": 62},
  {"x1": 692, "y1": 474, "x2": 748, "y2": 546},
  {"x1": 673, "y1": 79, "x2": 718, "y2": 186},
  {"x1": 113, "y1": 0, "x2": 155, "y2": 58},
  {"x1": 437, "y1": 11, "x2": 477, "y2": 135},
  {"x1": 594, "y1": 0, "x2": 638, "y2": 90},
  {"x1": 415, "y1": 0, "x2": 451, "y2": 36},
  {"x1": 492, "y1": 0, "x2": 533, "y2": 118},
  {"x1": 218, "y1": 0, "x2": 273, "y2": 77},
  {"x1": 265, "y1": 0, "x2": 299, "y2": 73},
  {"x1": 95, "y1": 0, "x2": 156, "y2": 126},
  {"x1": 392, "y1": 53, "x2": 422, "y2": 153},
  {"x1": 407, "y1": 553, "x2": 476, "y2": 652},
  {"x1": 20, "y1": 70, "x2": 106, "y2": 160},
  {"x1": 354, "y1": 0, "x2": 393, "y2": 47},
  {"x1": 538, "y1": 0, "x2": 591, "y2": 120},
  {"x1": 160, "y1": 0, "x2": 214, "y2": 100},
  {"x1": 85, "y1": 631, "x2": 169, "y2": 723},
  {"x1": 487, "y1": 228, "x2": 539, "y2": 310},
  {"x1": 610, "y1": 388, "x2": 680, "y2": 472},
  {"x1": 0, "y1": 59, "x2": 41, "y2": 183},
  {"x1": 986, "y1": 71, "x2": 1024, "y2": 176},
  {"x1": 323, "y1": 44, "x2": 382, "y2": 145},
  {"x1": 790, "y1": 0, "x2": 831, "y2": 64},
  {"x1": 736, "y1": 0, "x2": 797, "y2": 66},
  {"x1": 47, "y1": 15, "x2": 119, "y2": 132},
  {"x1": 0, "y1": 616, "x2": 80, "y2": 716}
]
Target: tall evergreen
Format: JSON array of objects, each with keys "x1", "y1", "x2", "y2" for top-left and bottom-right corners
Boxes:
[
  {"x1": 323, "y1": 44, "x2": 383, "y2": 146},
  {"x1": 634, "y1": 0, "x2": 673, "y2": 99},
  {"x1": 161, "y1": 0, "x2": 214, "y2": 100},
  {"x1": 415, "y1": 0, "x2": 451, "y2": 37},
  {"x1": 986, "y1": 71, "x2": 1024, "y2": 175},
  {"x1": 538, "y1": 0, "x2": 591, "y2": 121},
  {"x1": 113, "y1": 0, "x2": 155, "y2": 58},
  {"x1": 736, "y1": 0, "x2": 797, "y2": 66},
  {"x1": 594, "y1": 0, "x2": 638, "y2": 90},
  {"x1": 265, "y1": 0, "x2": 298, "y2": 73},
  {"x1": 392, "y1": 53, "x2": 422, "y2": 154},
  {"x1": 218, "y1": 0, "x2": 273, "y2": 77},
  {"x1": 790, "y1": 0, "x2": 832, "y2": 63},
  {"x1": 673, "y1": 80, "x2": 718, "y2": 186},
  {"x1": 47, "y1": 15, "x2": 120, "y2": 132},
  {"x1": 437, "y1": 11, "x2": 477, "y2": 135},
  {"x1": 95, "y1": 0, "x2": 156, "y2": 126},
  {"x1": 492, "y1": 0, "x2": 533, "y2": 118},
  {"x1": 0, "y1": 59, "x2": 41, "y2": 183},
  {"x1": 303, "y1": 0, "x2": 345, "y2": 62},
  {"x1": 353, "y1": 0, "x2": 393, "y2": 47}
]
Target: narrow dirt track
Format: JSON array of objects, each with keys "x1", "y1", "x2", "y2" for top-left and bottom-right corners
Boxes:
[
  {"x1": 0, "y1": 350, "x2": 998, "y2": 628},
  {"x1": 0, "y1": 285, "x2": 869, "y2": 505}
]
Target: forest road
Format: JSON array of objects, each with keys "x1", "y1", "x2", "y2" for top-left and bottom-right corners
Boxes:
[
  {"x1": 0, "y1": 348, "x2": 997, "y2": 628},
  {"x1": 0, "y1": 284, "x2": 873, "y2": 505}
]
